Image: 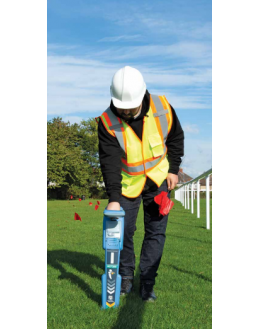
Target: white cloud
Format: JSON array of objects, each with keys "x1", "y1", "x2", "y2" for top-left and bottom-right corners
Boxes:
[
  {"x1": 62, "y1": 116, "x2": 85, "y2": 124},
  {"x1": 140, "y1": 18, "x2": 212, "y2": 40},
  {"x1": 104, "y1": 9, "x2": 211, "y2": 40},
  {"x1": 98, "y1": 35, "x2": 141, "y2": 42},
  {"x1": 94, "y1": 42, "x2": 211, "y2": 64},
  {"x1": 183, "y1": 124, "x2": 200, "y2": 134},
  {"x1": 181, "y1": 139, "x2": 212, "y2": 178},
  {"x1": 47, "y1": 44, "x2": 79, "y2": 51},
  {"x1": 149, "y1": 89, "x2": 211, "y2": 110},
  {"x1": 48, "y1": 51, "x2": 211, "y2": 115},
  {"x1": 143, "y1": 68, "x2": 212, "y2": 87},
  {"x1": 48, "y1": 55, "x2": 116, "y2": 115}
]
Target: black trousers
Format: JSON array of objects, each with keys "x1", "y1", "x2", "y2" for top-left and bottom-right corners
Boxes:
[{"x1": 118, "y1": 179, "x2": 170, "y2": 285}]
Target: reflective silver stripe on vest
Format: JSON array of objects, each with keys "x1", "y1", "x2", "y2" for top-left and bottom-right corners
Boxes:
[
  {"x1": 110, "y1": 123, "x2": 123, "y2": 130},
  {"x1": 153, "y1": 109, "x2": 168, "y2": 117},
  {"x1": 145, "y1": 145, "x2": 167, "y2": 170},
  {"x1": 121, "y1": 145, "x2": 167, "y2": 174},
  {"x1": 105, "y1": 108, "x2": 126, "y2": 152},
  {"x1": 151, "y1": 95, "x2": 169, "y2": 142},
  {"x1": 121, "y1": 162, "x2": 144, "y2": 173},
  {"x1": 105, "y1": 100, "x2": 168, "y2": 175}
]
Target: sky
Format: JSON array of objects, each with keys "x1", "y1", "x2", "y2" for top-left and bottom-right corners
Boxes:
[{"x1": 47, "y1": 0, "x2": 212, "y2": 178}]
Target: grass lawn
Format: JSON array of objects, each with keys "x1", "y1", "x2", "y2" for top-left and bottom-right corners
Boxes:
[{"x1": 48, "y1": 197, "x2": 212, "y2": 329}]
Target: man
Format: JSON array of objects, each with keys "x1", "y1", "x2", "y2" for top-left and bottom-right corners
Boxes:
[{"x1": 98, "y1": 66, "x2": 184, "y2": 302}]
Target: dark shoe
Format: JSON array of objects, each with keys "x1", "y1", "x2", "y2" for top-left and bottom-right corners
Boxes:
[
  {"x1": 140, "y1": 283, "x2": 157, "y2": 302},
  {"x1": 120, "y1": 277, "x2": 133, "y2": 295}
]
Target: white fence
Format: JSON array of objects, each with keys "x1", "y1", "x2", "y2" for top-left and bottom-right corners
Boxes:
[{"x1": 174, "y1": 169, "x2": 212, "y2": 230}]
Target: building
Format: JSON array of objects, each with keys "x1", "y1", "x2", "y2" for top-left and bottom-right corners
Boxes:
[
  {"x1": 177, "y1": 168, "x2": 212, "y2": 192},
  {"x1": 177, "y1": 168, "x2": 193, "y2": 187}
]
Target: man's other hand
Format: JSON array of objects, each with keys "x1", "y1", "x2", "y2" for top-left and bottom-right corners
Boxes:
[
  {"x1": 106, "y1": 202, "x2": 121, "y2": 210},
  {"x1": 167, "y1": 173, "x2": 178, "y2": 190}
]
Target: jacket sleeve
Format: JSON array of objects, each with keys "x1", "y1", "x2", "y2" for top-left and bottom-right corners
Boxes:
[
  {"x1": 98, "y1": 119, "x2": 123, "y2": 203},
  {"x1": 166, "y1": 106, "x2": 185, "y2": 174}
]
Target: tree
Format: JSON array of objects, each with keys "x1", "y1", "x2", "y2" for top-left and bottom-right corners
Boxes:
[
  {"x1": 47, "y1": 117, "x2": 90, "y2": 199},
  {"x1": 77, "y1": 118, "x2": 104, "y2": 197}
]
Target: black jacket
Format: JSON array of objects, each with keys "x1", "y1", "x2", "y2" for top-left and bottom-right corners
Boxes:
[{"x1": 98, "y1": 90, "x2": 184, "y2": 202}]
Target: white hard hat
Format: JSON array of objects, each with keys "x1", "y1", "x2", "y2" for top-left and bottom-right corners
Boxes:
[{"x1": 110, "y1": 66, "x2": 146, "y2": 109}]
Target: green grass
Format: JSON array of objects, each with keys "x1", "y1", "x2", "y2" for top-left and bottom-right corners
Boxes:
[{"x1": 48, "y1": 197, "x2": 212, "y2": 329}]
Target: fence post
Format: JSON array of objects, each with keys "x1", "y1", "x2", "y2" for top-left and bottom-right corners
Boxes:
[
  {"x1": 184, "y1": 185, "x2": 187, "y2": 209},
  {"x1": 187, "y1": 184, "x2": 190, "y2": 210},
  {"x1": 191, "y1": 183, "x2": 194, "y2": 214},
  {"x1": 174, "y1": 169, "x2": 211, "y2": 228},
  {"x1": 206, "y1": 175, "x2": 210, "y2": 229},
  {"x1": 197, "y1": 180, "x2": 200, "y2": 218}
]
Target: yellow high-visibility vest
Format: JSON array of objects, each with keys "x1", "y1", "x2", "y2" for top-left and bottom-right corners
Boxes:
[{"x1": 100, "y1": 94, "x2": 173, "y2": 198}]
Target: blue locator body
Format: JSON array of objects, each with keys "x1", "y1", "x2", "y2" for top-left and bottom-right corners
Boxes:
[{"x1": 101, "y1": 208, "x2": 125, "y2": 309}]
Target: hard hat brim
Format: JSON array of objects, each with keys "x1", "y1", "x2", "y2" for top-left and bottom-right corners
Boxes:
[{"x1": 111, "y1": 85, "x2": 146, "y2": 109}]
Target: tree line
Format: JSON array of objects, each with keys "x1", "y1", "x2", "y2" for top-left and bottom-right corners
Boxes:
[{"x1": 47, "y1": 117, "x2": 106, "y2": 199}]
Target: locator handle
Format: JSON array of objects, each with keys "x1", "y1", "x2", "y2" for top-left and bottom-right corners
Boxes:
[{"x1": 103, "y1": 208, "x2": 125, "y2": 219}]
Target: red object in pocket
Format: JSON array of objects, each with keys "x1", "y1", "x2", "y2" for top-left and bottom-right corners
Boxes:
[
  {"x1": 74, "y1": 213, "x2": 81, "y2": 221},
  {"x1": 154, "y1": 191, "x2": 174, "y2": 216},
  {"x1": 95, "y1": 205, "x2": 99, "y2": 210}
]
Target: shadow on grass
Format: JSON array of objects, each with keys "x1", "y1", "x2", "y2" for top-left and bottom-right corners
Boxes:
[
  {"x1": 111, "y1": 267, "x2": 146, "y2": 329},
  {"x1": 166, "y1": 233, "x2": 211, "y2": 244},
  {"x1": 167, "y1": 221, "x2": 206, "y2": 229},
  {"x1": 47, "y1": 249, "x2": 103, "y2": 306},
  {"x1": 166, "y1": 264, "x2": 212, "y2": 282},
  {"x1": 48, "y1": 251, "x2": 147, "y2": 327}
]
